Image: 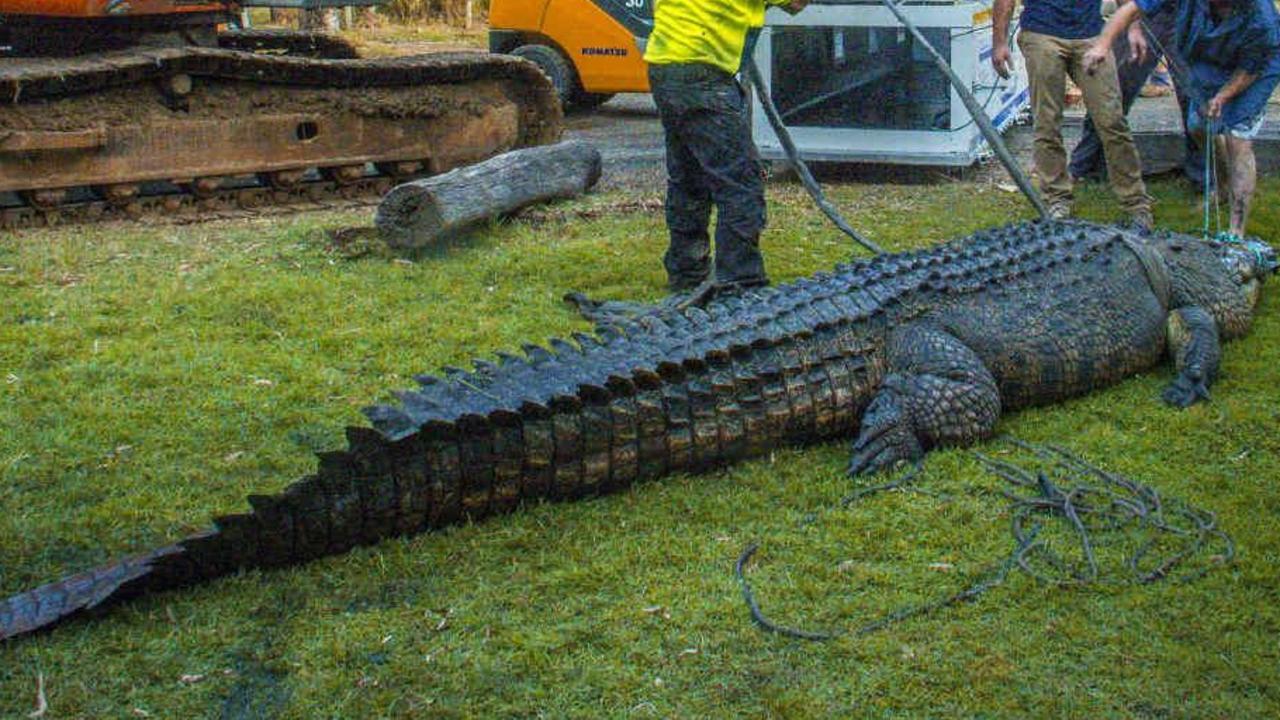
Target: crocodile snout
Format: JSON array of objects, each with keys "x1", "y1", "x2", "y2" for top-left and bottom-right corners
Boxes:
[{"x1": 1254, "y1": 240, "x2": 1279, "y2": 275}]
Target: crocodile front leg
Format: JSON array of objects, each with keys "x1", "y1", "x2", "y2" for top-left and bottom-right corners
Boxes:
[
  {"x1": 1161, "y1": 306, "x2": 1222, "y2": 408},
  {"x1": 849, "y1": 324, "x2": 1002, "y2": 476}
]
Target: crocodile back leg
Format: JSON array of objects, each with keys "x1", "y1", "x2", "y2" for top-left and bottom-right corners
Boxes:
[{"x1": 848, "y1": 323, "x2": 1000, "y2": 477}]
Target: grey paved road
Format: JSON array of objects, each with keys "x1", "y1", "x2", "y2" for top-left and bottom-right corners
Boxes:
[
  {"x1": 564, "y1": 94, "x2": 665, "y2": 192},
  {"x1": 564, "y1": 90, "x2": 1280, "y2": 191}
]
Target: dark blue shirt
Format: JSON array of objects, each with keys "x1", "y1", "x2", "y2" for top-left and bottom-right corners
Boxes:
[
  {"x1": 1021, "y1": 0, "x2": 1105, "y2": 40},
  {"x1": 1136, "y1": 0, "x2": 1280, "y2": 78},
  {"x1": 1136, "y1": 0, "x2": 1280, "y2": 119}
]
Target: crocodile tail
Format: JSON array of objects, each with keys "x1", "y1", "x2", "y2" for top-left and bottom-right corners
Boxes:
[
  {"x1": 0, "y1": 266, "x2": 892, "y2": 640},
  {"x1": 0, "y1": 380, "x2": 674, "y2": 640},
  {"x1": 0, "y1": 376, "x2": 684, "y2": 640},
  {"x1": 0, "y1": 423, "x2": 427, "y2": 640},
  {"x1": 0, "y1": 543, "x2": 187, "y2": 640},
  {"x1": 0, "y1": 339, "x2": 819, "y2": 639}
]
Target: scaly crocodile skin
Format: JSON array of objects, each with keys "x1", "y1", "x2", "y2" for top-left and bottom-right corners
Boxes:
[{"x1": 1, "y1": 220, "x2": 1271, "y2": 640}]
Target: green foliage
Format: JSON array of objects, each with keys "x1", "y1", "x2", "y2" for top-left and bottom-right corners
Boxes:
[{"x1": 0, "y1": 177, "x2": 1277, "y2": 717}]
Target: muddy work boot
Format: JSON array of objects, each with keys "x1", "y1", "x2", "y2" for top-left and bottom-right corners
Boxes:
[
  {"x1": 1047, "y1": 201, "x2": 1072, "y2": 221},
  {"x1": 1128, "y1": 208, "x2": 1154, "y2": 235},
  {"x1": 667, "y1": 273, "x2": 709, "y2": 293}
]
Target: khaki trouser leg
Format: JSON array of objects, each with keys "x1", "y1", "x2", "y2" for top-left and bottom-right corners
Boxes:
[
  {"x1": 1066, "y1": 39, "x2": 1152, "y2": 215},
  {"x1": 1018, "y1": 31, "x2": 1072, "y2": 207}
]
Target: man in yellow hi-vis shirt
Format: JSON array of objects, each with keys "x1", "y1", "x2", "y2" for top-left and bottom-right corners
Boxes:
[{"x1": 644, "y1": 0, "x2": 808, "y2": 293}]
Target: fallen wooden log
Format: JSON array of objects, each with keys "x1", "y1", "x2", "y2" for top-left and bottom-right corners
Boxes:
[{"x1": 376, "y1": 140, "x2": 603, "y2": 249}]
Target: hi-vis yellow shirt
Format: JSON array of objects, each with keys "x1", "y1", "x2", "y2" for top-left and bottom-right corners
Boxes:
[{"x1": 644, "y1": 0, "x2": 789, "y2": 75}]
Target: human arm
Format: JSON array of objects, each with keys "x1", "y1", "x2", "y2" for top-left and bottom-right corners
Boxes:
[
  {"x1": 1119, "y1": 0, "x2": 1151, "y2": 65},
  {"x1": 1205, "y1": 69, "x2": 1259, "y2": 117},
  {"x1": 1201, "y1": 8, "x2": 1280, "y2": 118},
  {"x1": 991, "y1": 0, "x2": 1015, "y2": 79},
  {"x1": 1083, "y1": 1, "x2": 1144, "y2": 74}
]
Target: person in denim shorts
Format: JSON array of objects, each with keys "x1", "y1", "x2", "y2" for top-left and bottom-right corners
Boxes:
[{"x1": 1087, "y1": 0, "x2": 1280, "y2": 238}]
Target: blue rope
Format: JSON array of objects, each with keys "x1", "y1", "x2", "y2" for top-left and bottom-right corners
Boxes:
[
  {"x1": 1203, "y1": 135, "x2": 1272, "y2": 267},
  {"x1": 1203, "y1": 116, "x2": 1215, "y2": 241},
  {"x1": 1201, "y1": 118, "x2": 1259, "y2": 259}
]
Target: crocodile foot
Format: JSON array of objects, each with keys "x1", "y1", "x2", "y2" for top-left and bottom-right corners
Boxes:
[
  {"x1": 1162, "y1": 374, "x2": 1211, "y2": 409},
  {"x1": 847, "y1": 393, "x2": 924, "y2": 477}
]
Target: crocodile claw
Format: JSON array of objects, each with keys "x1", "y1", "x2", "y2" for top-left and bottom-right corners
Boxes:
[
  {"x1": 1161, "y1": 374, "x2": 1211, "y2": 409},
  {"x1": 847, "y1": 419, "x2": 923, "y2": 477}
]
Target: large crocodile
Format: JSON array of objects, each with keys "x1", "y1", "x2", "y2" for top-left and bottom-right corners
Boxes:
[{"x1": 1, "y1": 221, "x2": 1274, "y2": 641}]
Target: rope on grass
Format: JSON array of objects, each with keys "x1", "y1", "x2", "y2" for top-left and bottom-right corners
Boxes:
[
  {"x1": 562, "y1": 279, "x2": 726, "y2": 326},
  {"x1": 982, "y1": 438, "x2": 1234, "y2": 585},
  {"x1": 737, "y1": 530, "x2": 1037, "y2": 641},
  {"x1": 736, "y1": 438, "x2": 1235, "y2": 641}
]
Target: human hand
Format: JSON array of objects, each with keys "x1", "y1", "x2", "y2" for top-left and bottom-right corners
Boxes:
[
  {"x1": 784, "y1": 0, "x2": 809, "y2": 13},
  {"x1": 1126, "y1": 23, "x2": 1149, "y2": 65},
  {"x1": 1206, "y1": 93, "x2": 1226, "y2": 119},
  {"x1": 1082, "y1": 42, "x2": 1109, "y2": 75},
  {"x1": 992, "y1": 43, "x2": 1012, "y2": 79}
]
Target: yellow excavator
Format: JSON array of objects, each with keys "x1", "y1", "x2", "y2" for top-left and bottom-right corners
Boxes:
[
  {"x1": 0, "y1": 0, "x2": 562, "y2": 227},
  {"x1": 489, "y1": 0, "x2": 653, "y2": 109}
]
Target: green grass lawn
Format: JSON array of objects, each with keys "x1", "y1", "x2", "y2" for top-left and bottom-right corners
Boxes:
[{"x1": 1, "y1": 176, "x2": 1278, "y2": 718}]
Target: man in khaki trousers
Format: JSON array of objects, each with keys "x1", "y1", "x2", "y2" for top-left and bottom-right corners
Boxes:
[{"x1": 992, "y1": 0, "x2": 1154, "y2": 230}]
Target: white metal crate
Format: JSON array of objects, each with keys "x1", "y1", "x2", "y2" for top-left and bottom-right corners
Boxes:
[{"x1": 752, "y1": 0, "x2": 1028, "y2": 166}]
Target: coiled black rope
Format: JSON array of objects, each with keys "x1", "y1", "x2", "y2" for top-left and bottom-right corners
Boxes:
[
  {"x1": 980, "y1": 438, "x2": 1234, "y2": 585},
  {"x1": 737, "y1": 438, "x2": 1234, "y2": 641},
  {"x1": 737, "y1": 530, "x2": 1037, "y2": 641}
]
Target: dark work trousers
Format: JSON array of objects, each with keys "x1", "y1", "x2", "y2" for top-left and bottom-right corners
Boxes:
[
  {"x1": 1070, "y1": 13, "x2": 1203, "y2": 186},
  {"x1": 649, "y1": 62, "x2": 768, "y2": 290}
]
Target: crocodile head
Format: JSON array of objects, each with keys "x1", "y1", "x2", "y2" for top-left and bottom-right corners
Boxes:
[
  {"x1": 1151, "y1": 233, "x2": 1274, "y2": 337},
  {"x1": 1213, "y1": 236, "x2": 1276, "y2": 311},
  {"x1": 1220, "y1": 236, "x2": 1278, "y2": 279}
]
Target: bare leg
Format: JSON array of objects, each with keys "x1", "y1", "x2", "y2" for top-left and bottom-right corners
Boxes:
[
  {"x1": 1224, "y1": 136, "x2": 1257, "y2": 237},
  {"x1": 1190, "y1": 129, "x2": 1233, "y2": 214},
  {"x1": 1214, "y1": 135, "x2": 1232, "y2": 207}
]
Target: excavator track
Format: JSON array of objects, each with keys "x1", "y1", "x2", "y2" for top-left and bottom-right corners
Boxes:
[
  {"x1": 0, "y1": 173, "x2": 392, "y2": 229},
  {"x1": 0, "y1": 46, "x2": 562, "y2": 228},
  {"x1": 216, "y1": 29, "x2": 361, "y2": 58}
]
